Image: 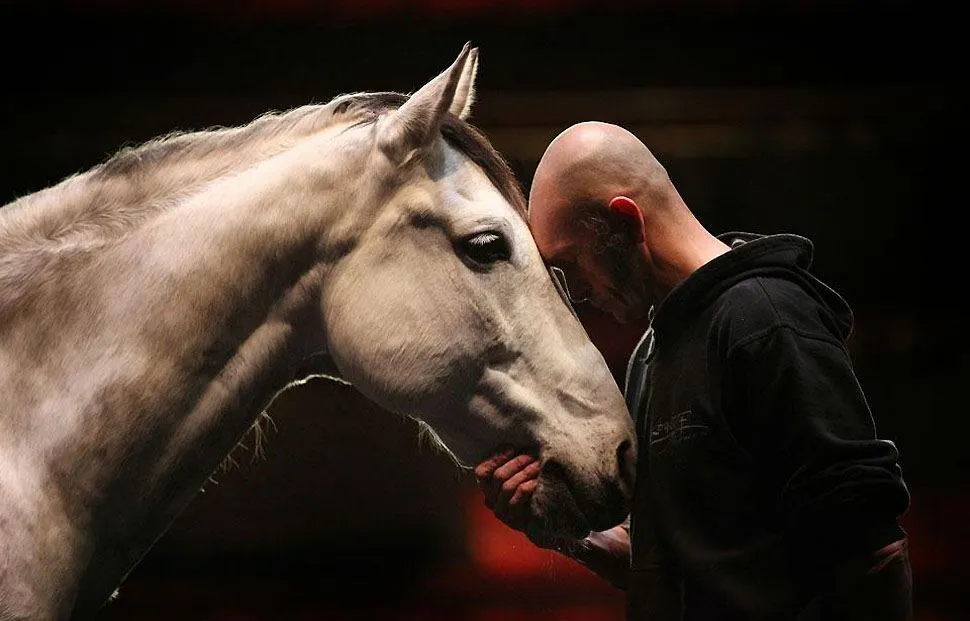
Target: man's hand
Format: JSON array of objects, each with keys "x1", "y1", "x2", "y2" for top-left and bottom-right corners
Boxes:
[
  {"x1": 474, "y1": 449, "x2": 632, "y2": 589},
  {"x1": 473, "y1": 448, "x2": 541, "y2": 536}
]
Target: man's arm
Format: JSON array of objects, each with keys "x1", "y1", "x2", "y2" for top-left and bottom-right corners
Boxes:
[
  {"x1": 473, "y1": 450, "x2": 632, "y2": 589},
  {"x1": 555, "y1": 519, "x2": 632, "y2": 590},
  {"x1": 731, "y1": 326, "x2": 913, "y2": 619}
]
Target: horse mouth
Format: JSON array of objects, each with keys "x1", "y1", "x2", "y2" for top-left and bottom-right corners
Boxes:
[
  {"x1": 529, "y1": 478, "x2": 597, "y2": 540},
  {"x1": 528, "y1": 463, "x2": 631, "y2": 539}
]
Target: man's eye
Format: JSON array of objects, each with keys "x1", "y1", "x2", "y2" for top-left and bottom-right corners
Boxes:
[{"x1": 460, "y1": 231, "x2": 511, "y2": 264}]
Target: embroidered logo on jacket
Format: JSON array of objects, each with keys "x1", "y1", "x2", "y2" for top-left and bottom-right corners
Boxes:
[{"x1": 650, "y1": 409, "x2": 709, "y2": 454}]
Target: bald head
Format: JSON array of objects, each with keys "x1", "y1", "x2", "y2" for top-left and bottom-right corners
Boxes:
[
  {"x1": 529, "y1": 122, "x2": 674, "y2": 232},
  {"x1": 527, "y1": 122, "x2": 728, "y2": 322}
]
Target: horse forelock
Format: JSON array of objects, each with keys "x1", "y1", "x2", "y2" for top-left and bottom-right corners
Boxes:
[{"x1": 439, "y1": 119, "x2": 527, "y2": 221}]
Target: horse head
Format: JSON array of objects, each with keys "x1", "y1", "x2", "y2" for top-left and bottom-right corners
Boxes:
[{"x1": 318, "y1": 44, "x2": 636, "y2": 537}]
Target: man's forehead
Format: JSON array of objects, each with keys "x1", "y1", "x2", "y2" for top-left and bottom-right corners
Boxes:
[
  {"x1": 528, "y1": 165, "x2": 588, "y2": 262},
  {"x1": 529, "y1": 214, "x2": 579, "y2": 265}
]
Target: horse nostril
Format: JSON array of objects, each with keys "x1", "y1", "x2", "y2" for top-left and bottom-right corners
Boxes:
[{"x1": 616, "y1": 439, "x2": 636, "y2": 496}]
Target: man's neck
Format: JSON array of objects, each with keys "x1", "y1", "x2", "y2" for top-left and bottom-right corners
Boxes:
[{"x1": 646, "y1": 220, "x2": 731, "y2": 302}]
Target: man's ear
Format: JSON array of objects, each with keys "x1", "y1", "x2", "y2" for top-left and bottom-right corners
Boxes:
[{"x1": 608, "y1": 196, "x2": 645, "y2": 243}]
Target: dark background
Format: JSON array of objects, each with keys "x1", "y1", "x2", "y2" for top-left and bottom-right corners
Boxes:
[{"x1": 1, "y1": 1, "x2": 966, "y2": 619}]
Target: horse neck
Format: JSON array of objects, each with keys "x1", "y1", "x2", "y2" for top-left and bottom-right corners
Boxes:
[
  {"x1": 0, "y1": 130, "x2": 364, "y2": 612},
  {"x1": 0, "y1": 105, "x2": 338, "y2": 316}
]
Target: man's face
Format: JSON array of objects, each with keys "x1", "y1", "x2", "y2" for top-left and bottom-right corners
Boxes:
[{"x1": 531, "y1": 197, "x2": 648, "y2": 324}]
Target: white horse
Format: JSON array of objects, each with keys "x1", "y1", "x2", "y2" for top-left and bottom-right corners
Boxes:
[{"x1": 0, "y1": 44, "x2": 635, "y2": 620}]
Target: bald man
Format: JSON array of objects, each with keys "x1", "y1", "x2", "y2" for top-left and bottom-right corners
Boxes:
[{"x1": 475, "y1": 122, "x2": 913, "y2": 620}]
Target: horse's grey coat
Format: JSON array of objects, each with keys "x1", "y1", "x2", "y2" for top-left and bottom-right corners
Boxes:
[{"x1": 0, "y1": 45, "x2": 635, "y2": 620}]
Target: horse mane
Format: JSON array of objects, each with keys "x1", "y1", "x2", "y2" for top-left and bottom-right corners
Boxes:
[
  {"x1": 94, "y1": 104, "x2": 335, "y2": 180},
  {"x1": 93, "y1": 91, "x2": 526, "y2": 221},
  {"x1": 0, "y1": 91, "x2": 526, "y2": 316}
]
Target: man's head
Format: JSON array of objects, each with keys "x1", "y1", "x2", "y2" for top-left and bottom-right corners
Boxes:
[{"x1": 528, "y1": 121, "x2": 677, "y2": 323}]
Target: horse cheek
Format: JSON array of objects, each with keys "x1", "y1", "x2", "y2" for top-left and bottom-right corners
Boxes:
[{"x1": 321, "y1": 265, "x2": 458, "y2": 415}]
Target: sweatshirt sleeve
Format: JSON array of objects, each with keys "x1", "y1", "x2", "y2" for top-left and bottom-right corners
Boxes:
[{"x1": 728, "y1": 324, "x2": 910, "y2": 573}]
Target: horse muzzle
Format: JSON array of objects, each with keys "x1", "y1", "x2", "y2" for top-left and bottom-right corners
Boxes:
[{"x1": 530, "y1": 437, "x2": 636, "y2": 537}]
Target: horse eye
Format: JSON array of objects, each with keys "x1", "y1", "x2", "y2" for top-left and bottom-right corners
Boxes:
[{"x1": 461, "y1": 231, "x2": 510, "y2": 264}]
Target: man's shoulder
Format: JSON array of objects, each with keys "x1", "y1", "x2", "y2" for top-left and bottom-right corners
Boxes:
[
  {"x1": 711, "y1": 275, "x2": 796, "y2": 321},
  {"x1": 710, "y1": 276, "x2": 833, "y2": 344}
]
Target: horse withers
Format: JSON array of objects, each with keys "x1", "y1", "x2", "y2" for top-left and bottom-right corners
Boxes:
[{"x1": 0, "y1": 44, "x2": 635, "y2": 619}]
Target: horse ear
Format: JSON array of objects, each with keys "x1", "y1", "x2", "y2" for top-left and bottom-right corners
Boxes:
[
  {"x1": 450, "y1": 46, "x2": 479, "y2": 120},
  {"x1": 378, "y1": 42, "x2": 477, "y2": 162}
]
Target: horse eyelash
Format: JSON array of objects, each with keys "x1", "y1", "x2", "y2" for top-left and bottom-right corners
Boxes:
[{"x1": 469, "y1": 232, "x2": 500, "y2": 246}]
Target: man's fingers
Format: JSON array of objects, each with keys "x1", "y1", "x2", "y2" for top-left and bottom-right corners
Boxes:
[
  {"x1": 508, "y1": 478, "x2": 538, "y2": 507},
  {"x1": 493, "y1": 454, "x2": 536, "y2": 482},
  {"x1": 499, "y1": 460, "x2": 541, "y2": 505},
  {"x1": 473, "y1": 447, "x2": 515, "y2": 483},
  {"x1": 492, "y1": 463, "x2": 539, "y2": 522},
  {"x1": 474, "y1": 451, "x2": 537, "y2": 518},
  {"x1": 495, "y1": 481, "x2": 534, "y2": 531}
]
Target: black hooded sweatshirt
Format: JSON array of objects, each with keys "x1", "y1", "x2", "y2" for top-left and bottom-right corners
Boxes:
[{"x1": 623, "y1": 233, "x2": 910, "y2": 620}]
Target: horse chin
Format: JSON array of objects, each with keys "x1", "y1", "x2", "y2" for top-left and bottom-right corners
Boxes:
[
  {"x1": 529, "y1": 477, "x2": 630, "y2": 540},
  {"x1": 528, "y1": 482, "x2": 595, "y2": 540}
]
